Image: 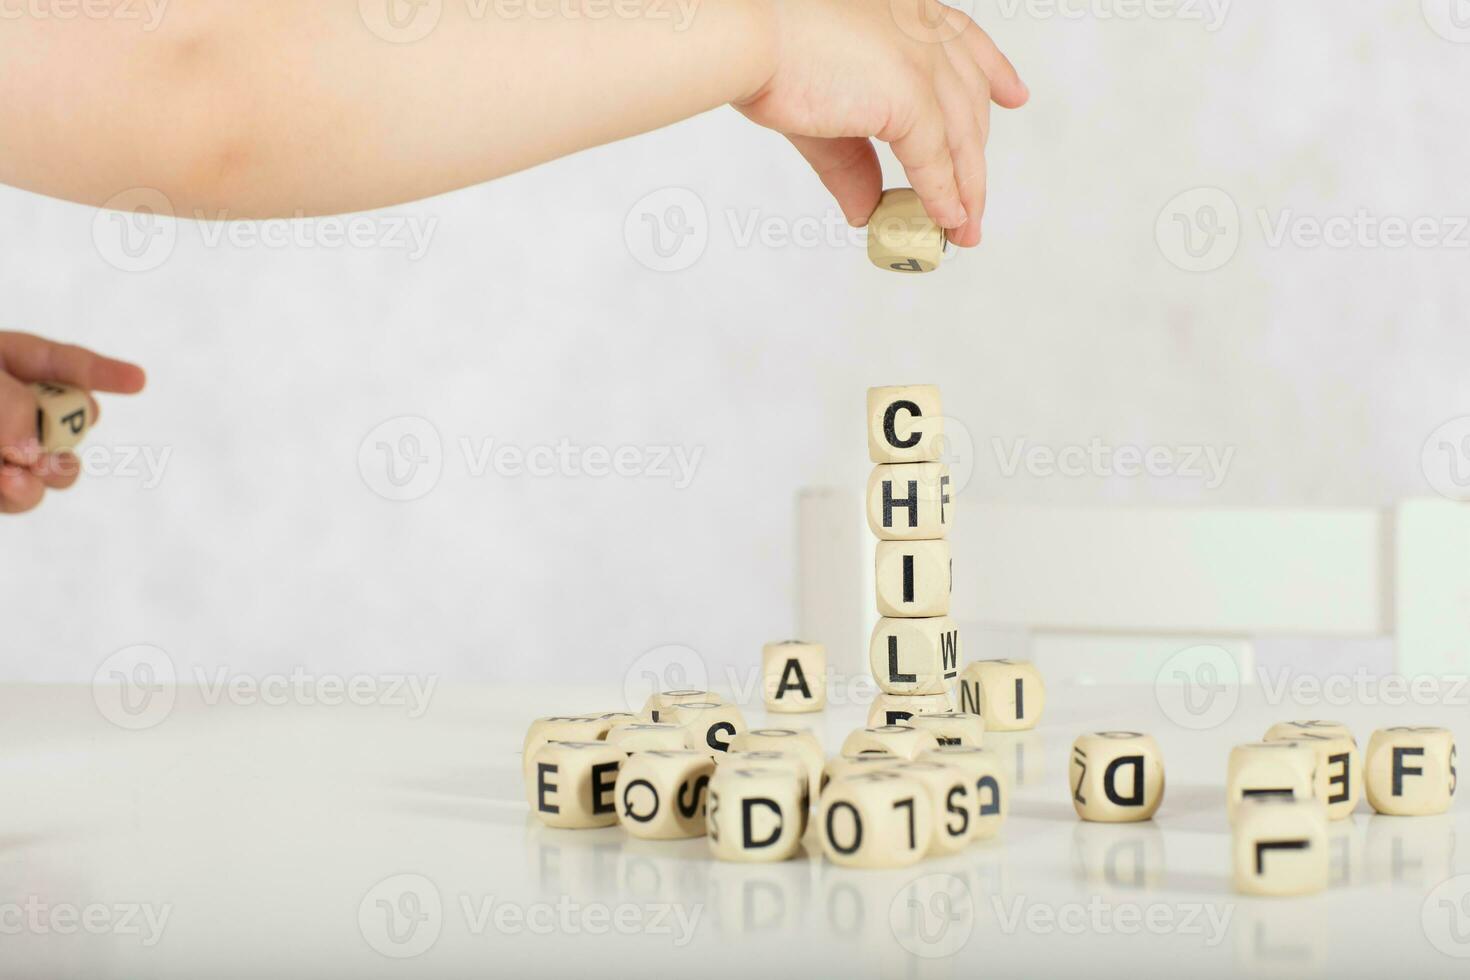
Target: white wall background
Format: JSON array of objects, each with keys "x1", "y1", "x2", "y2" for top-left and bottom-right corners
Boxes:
[{"x1": 2, "y1": 2, "x2": 1467, "y2": 683}]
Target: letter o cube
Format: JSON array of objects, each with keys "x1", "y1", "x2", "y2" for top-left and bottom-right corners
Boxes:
[{"x1": 819, "y1": 770, "x2": 933, "y2": 868}]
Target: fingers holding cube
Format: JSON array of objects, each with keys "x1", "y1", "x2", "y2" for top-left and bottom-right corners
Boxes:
[{"x1": 32, "y1": 382, "x2": 94, "y2": 453}]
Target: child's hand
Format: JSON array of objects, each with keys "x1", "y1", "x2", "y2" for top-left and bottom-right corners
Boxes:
[
  {"x1": 738, "y1": 0, "x2": 1028, "y2": 247},
  {"x1": 0, "y1": 332, "x2": 146, "y2": 515}
]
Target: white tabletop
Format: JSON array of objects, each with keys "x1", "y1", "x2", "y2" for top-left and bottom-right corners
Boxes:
[{"x1": 2, "y1": 681, "x2": 1467, "y2": 978}]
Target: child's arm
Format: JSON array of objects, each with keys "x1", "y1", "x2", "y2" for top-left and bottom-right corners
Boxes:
[
  {"x1": 0, "y1": 333, "x2": 146, "y2": 514},
  {"x1": 0, "y1": 0, "x2": 1024, "y2": 248}
]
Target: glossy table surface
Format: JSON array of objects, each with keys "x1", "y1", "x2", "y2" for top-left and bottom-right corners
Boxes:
[{"x1": 1, "y1": 680, "x2": 1467, "y2": 978}]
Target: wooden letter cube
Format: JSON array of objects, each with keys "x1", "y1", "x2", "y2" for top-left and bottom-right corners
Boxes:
[
  {"x1": 614, "y1": 749, "x2": 715, "y2": 839},
  {"x1": 866, "y1": 385, "x2": 944, "y2": 464},
  {"x1": 818, "y1": 770, "x2": 934, "y2": 868},
  {"x1": 889, "y1": 760, "x2": 973, "y2": 854},
  {"x1": 840, "y1": 724, "x2": 941, "y2": 760},
  {"x1": 1070, "y1": 732, "x2": 1165, "y2": 823},
  {"x1": 866, "y1": 691, "x2": 952, "y2": 727},
  {"x1": 875, "y1": 540, "x2": 951, "y2": 617},
  {"x1": 706, "y1": 766, "x2": 805, "y2": 862},
  {"x1": 655, "y1": 700, "x2": 747, "y2": 755},
  {"x1": 866, "y1": 189, "x2": 945, "y2": 274},
  {"x1": 527, "y1": 740, "x2": 623, "y2": 829},
  {"x1": 728, "y1": 728, "x2": 824, "y2": 790},
  {"x1": 761, "y1": 641, "x2": 827, "y2": 713},
  {"x1": 866, "y1": 463, "x2": 952, "y2": 541},
  {"x1": 958, "y1": 659, "x2": 1045, "y2": 731},
  {"x1": 870, "y1": 616, "x2": 960, "y2": 695},
  {"x1": 1226, "y1": 741, "x2": 1318, "y2": 822},
  {"x1": 1365, "y1": 727, "x2": 1458, "y2": 816},
  {"x1": 1232, "y1": 797, "x2": 1329, "y2": 896},
  {"x1": 819, "y1": 753, "x2": 902, "y2": 794},
  {"x1": 522, "y1": 713, "x2": 632, "y2": 777},
  {"x1": 1263, "y1": 731, "x2": 1360, "y2": 821},
  {"x1": 32, "y1": 382, "x2": 93, "y2": 453},
  {"x1": 919, "y1": 746, "x2": 1007, "y2": 840},
  {"x1": 909, "y1": 711, "x2": 985, "y2": 749}
]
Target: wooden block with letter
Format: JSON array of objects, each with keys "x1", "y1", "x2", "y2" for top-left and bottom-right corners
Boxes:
[
  {"x1": 866, "y1": 189, "x2": 946, "y2": 273},
  {"x1": 888, "y1": 760, "x2": 973, "y2": 855},
  {"x1": 869, "y1": 616, "x2": 960, "y2": 695},
  {"x1": 1070, "y1": 731, "x2": 1165, "y2": 823},
  {"x1": 1262, "y1": 728, "x2": 1360, "y2": 821},
  {"x1": 875, "y1": 540, "x2": 951, "y2": 617},
  {"x1": 840, "y1": 724, "x2": 940, "y2": 760},
  {"x1": 761, "y1": 641, "x2": 826, "y2": 713},
  {"x1": 866, "y1": 385, "x2": 944, "y2": 464},
  {"x1": 1365, "y1": 726, "x2": 1458, "y2": 816},
  {"x1": 613, "y1": 749, "x2": 714, "y2": 839},
  {"x1": 958, "y1": 659, "x2": 1045, "y2": 731},
  {"x1": 1232, "y1": 797, "x2": 1328, "y2": 896},
  {"x1": 866, "y1": 691, "x2": 953, "y2": 727},
  {"x1": 33, "y1": 382, "x2": 93, "y2": 452},
  {"x1": 867, "y1": 463, "x2": 952, "y2": 541},
  {"x1": 705, "y1": 765, "x2": 805, "y2": 862},
  {"x1": 818, "y1": 769, "x2": 933, "y2": 868},
  {"x1": 919, "y1": 745, "x2": 1007, "y2": 840},
  {"x1": 1226, "y1": 741, "x2": 1318, "y2": 822},
  {"x1": 527, "y1": 740, "x2": 624, "y2": 829}
]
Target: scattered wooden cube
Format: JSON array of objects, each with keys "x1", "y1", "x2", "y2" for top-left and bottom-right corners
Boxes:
[
  {"x1": 918, "y1": 746, "x2": 1007, "y2": 840},
  {"x1": 527, "y1": 740, "x2": 624, "y2": 829},
  {"x1": 1365, "y1": 726, "x2": 1458, "y2": 816},
  {"x1": 1226, "y1": 741, "x2": 1318, "y2": 822},
  {"x1": 613, "y1": 749, "x2": 715, "y2": 839},
  {"x1": 605, "y1": 722, "x2": 688, "y2": 754},
  {"x1": 818, "y1": 770, "x2": 933, "y2": 868},
  {"x1": 869, "y1": 616, "x2": 960, "y2": 695},
  {"x1": 1232, "y1": 797, "x2": 1329, "y2": 896},
  {"x1": 866, "y1": 385, "x2": 944, "y2": 464},
  {"x1": 875, "y1": 539, "x2": 951, "y2": 617},
  {"x1": 958, "y1": 659, "x2": 1045, "y2": 731},
  {"x1": 1070, "y1": 731, "x2": 1165, "y2": 823},
  {"x1": 840, "y1": 724, "x2": 941, "y2": 760},
  {"x1": 654, "y1": 700, "x2": 747, "y2": 755},
  {"x1": 888, "y1": 760, "x2": 973, "y2": 854},
  {"x1": 908, "y1": 711, "x2": 985, "y2": 748},
  {"x1": 1263, "y1": 730, "x2": 1360, "y2": 821},
  {"x1": 728, "y1": 728, "x2": 824, "y2": 790},
  {"x1": 866, "y1": 463, "x2": 952, "y2": 541},
  {"x1": 715, "y1": 749, "x2": 811, "y2": 834},
  {"x1": 32, "y1": 382, "x2": 93, "y2": 453},
  {"x1": 522, "y1": 713, "x2": 633, "y2": 776},
  {"x1": 761, "y1": 641, "x2": 827, "y2": 713},
  {"x1": 866, "y1": 189, "x2": 946, "y2": 274},
  {"x1": 866, "y1": 691, "x2": 953, "y2": 727},
  {"x1": 706, "y1": 765, "x2": 805, "y2": 862}
]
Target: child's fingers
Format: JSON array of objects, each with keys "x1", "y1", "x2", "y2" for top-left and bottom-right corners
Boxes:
[
  {"x1": 786, "y1": 135, "x2": 883, "y2": 227},
  {"x1": 0, "y1": 373, "x2": 43, "y2": 467},
  {"x1": 0, "y1": 464, "x2": 44, "y2": 514},
  {"x1": 0, "y1": 331, "x2": 146, "y2": 394},
  {"x1": 36, "y1": 453, "x2": 81, "y2": 491},
  {"x1": 883, "y1": 89, "x2": 966, "y2": 230},
  {"x1": 959, "y1": 23, "x2": 1028, "y2": 109},
  {"x1": 933, "y1": 59, "x2": 987, "y2": 248}
]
